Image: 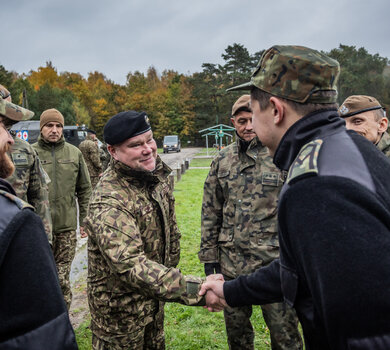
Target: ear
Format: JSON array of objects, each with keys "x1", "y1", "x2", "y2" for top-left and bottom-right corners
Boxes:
[
  {"x1": 378, "y1": 117, "x2": 388, "y2": 133},
  {"x1": 230, "y1": 117, "x2": 236, "y2": 128},
  {"x1": 269, "y1": 97, "x2": 285, "y2": 125},
  {"x1": 107, "y1": 145, "x2": 117, "y2": 159}
]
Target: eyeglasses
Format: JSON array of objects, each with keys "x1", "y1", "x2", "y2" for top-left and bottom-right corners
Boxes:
[{"x1": 0, "y1": 89, "x2": 11, "y2": 100}]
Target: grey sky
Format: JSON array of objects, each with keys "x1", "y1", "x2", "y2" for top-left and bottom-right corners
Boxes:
[{"x1": 2, "y1": 0, "x2": 389, "y2": 85}]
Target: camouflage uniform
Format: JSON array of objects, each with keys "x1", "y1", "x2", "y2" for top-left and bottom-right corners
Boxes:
[
  {"x1": 99, "y1": 142, "x2": 111, "y2": 171},
  {"x1": 85, "y1": 156, "x2": 204, "y2": 350},
  {"x1": 6, "y1": 136, "x2": 53, "y2": 243},
  {"x1": 33, "y1": 135, "x2": 92, "y2": 309},
  {"x1": 199, "y1": 137, "x2": 302, "y2": 350},
  {"x1": 79, "y1": 135, "x2": 102, "y2": 188},
  {"x1": 377, "y1": 131, "x2": 390, "y2": 158}
]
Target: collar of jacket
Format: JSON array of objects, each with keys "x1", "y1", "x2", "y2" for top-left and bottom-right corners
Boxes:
[
  {"x1": 0, "y1": 178, "x2": 16, "y2": 195},
  {"x1": 376, "y1": 131, "x2": 390, "y2": 152},
  {"x1": 112, "y1": 155, "x2": 171, "y2": 186},
  {"x1": 38, "y1": 135, "x2": 65, "y2": 150},
  {"x1": 273, "y1": 108, "x2": 345, "y2": 171}
]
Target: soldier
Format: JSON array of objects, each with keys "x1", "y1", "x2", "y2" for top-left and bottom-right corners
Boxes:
[
  {"x1": 200, "y1": 45, "x2": 390, "y2": 349},
  {"x1": 199, "y1": 94, "x2": 302, "y2": 350},
  {"x1": 33, "y1": 108, "x2": 91, "y2": 309},
  {"x1": 0, "y1": 84, "x2": 52, "y2": 243},
  {"x1": 85, "y1": 110, "x2": 205, "y2": 349},
  {"x1": 338, "y1": 95, "x2": 390, "y2": 157},
  {"x1": 0, "y1": 96, "x2": 78, "y2": 349},
  {"x1": 79, "y1": 129, "x2": 102, "y2": 189},
  {"x1": 99, "y1": 141, "x2": 111, "y2": 171}
]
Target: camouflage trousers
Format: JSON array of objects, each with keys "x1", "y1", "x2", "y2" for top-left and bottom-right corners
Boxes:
[
  {"x1": 92, "y1": 303, "x2": 165, "y2": 350},
  {"x1": 223, "y1": 302, "x2": 303, "y2": 350},
  {"x1": 52, "y1": 230, "x2": 77, "y2": 310}
]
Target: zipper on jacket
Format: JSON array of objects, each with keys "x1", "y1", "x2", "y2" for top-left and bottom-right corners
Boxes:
[{"x1": 51, "y1": 144, "x2": 56, "y2": 229}]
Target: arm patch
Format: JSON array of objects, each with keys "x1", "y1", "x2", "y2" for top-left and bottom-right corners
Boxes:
[{"x1": 286, "y1": 139, "x2": 323, "y2": 184}]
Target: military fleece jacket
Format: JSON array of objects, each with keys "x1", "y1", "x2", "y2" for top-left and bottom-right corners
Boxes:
[
  {"x1": 0, "y1": 179, "x2": 77, "y2": 349},
  {"x1": 199, "y1": 137, "x2": 282, "y2": 278},
  {"x1": 85, "y1": 157, "x2": 203, "y2": 340},
  {"x1": 33, "y1": 136, "x2": 91, "y2": 233},
  {"x1": 224, "y1": 109, "x2": 390, "y2": 349}
]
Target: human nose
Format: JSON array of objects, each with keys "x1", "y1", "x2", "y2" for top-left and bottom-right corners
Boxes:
[{"x1": 245, "y1": 120, "x2": 253, "y2": 131}]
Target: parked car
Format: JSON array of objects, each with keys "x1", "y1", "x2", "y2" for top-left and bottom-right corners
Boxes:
[
  {"x1": 11, "y1": 121, "x2": 88, "y2": 147},
  {"x1": 163, "y1": 135, "x2": 181, "y2": 153}
]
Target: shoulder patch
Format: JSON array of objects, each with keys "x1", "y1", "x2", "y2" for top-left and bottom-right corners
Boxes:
[
  {"x1": 286, "y1": 139, "x2": 323, "y2": 184},
  {"x1": 0, "y1": 189, "x2": 34, "y2": 210}
]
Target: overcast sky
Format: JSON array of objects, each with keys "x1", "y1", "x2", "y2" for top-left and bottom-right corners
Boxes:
[{"x1": 1, "y1": 0, "x2": 389, "y2": 85}]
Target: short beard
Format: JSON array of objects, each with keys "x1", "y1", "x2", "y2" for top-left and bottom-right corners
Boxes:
[{"x1": 0, "y1": 143, "x2": 15, "y2": 179}]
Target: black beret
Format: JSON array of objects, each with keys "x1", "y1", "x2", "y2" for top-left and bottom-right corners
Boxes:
[{"x1": 103, "y1": 110, "x2": 151, "y2": 145}]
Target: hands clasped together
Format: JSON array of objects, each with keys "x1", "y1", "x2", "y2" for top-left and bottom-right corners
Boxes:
[{"x1": 199, "y1": 274, "x2": 228, "y2": 312}]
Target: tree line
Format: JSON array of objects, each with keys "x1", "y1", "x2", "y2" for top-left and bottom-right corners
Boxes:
[{"x1": 1, "y1": 44, "x2": 389, "y2": 144}]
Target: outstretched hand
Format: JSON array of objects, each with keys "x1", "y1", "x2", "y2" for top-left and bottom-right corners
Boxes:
[{"x1": 200, "y1": 276, "x2": 227, "y2": 312}]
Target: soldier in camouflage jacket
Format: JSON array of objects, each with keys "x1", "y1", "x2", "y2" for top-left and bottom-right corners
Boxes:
[
  {"x1": 199, "y1": 95, "x2": 302, "y2": 350},
  {"x1": 79, "y1": 131, "x2": 102, "y2": 188},
  {"x1": 339, "y1": 95, "x2": 390, "y2": 158},
  {"x1": 85, "y1": 111, "x2": 204, "y2": 349},
  {"x1": 0, "y1": 84, "x2": 52, "y2": 243}
]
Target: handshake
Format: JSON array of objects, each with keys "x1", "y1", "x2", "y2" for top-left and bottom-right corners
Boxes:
[{"x1": 199, "y1": 274, "x2": 228, "y2": 312}]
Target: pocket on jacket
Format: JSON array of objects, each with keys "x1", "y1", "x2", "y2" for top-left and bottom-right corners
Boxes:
[
  {"x1": 218, "y1": 227, "x2": 234, "y2": 243},
  {"x1": 11, "y1": 152, "x2": 29, "y2": 167},
  {"x1": 280, "y1": 264, "x2": 298, "y2": 307}
]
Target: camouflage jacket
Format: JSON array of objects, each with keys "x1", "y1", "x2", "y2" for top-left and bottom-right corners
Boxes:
[
  {"x1": 6, "y1": 137, "x2": 53, "y2": 243},
  {"x1": 33, "y1": 136, "x2": 91, "y2": 233},
  {"x1": 85, "y1": 157, "x2": 203, "y2": 339},
  {"x1": 377, "y1": 131, "x2": 390, "y2": 158},
  {"x1": 199, "y1": 137, "x2": 283, "y2": 278},
  {"x1": 99, "y1": 143, "x2": 111, "y2": 171},
  {"x1": 79, "y1": 138, "x2": 102, "y2": 181}
]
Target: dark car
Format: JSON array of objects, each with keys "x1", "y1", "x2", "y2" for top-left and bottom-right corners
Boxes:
[
  {"x1": 11, "y1": 121, "x2": 88, "y2": 147},
  {"x1": 163, "y1": 135, "x2": 181, "y2": 153}
]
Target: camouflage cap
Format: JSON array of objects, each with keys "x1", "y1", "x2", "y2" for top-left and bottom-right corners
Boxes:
[
  {"x1": 231, "y1": 94, "x2": 251, "y2": 116},
  {"x1": 0, "y1": 96, "x2": 34, "y2": 121},
  {"x1": 227, "y1": 45, "x2": 340, "y2": 104},
  {"x1": 338, "y1": 95, "x2": 383, "y2": 118}
]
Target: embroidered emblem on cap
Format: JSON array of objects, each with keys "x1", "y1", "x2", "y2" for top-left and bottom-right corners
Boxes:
[
  {"x1": 145, "y1": 115, "x2": 150, "y2": 125},
  {"x1": 339, "y1": 105, "x2": 349, "y2": 115}
]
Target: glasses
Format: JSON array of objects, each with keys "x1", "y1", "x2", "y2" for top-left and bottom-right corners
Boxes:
[{"x1": 0, "y1": 90, "x2": 11, "y2": 100}]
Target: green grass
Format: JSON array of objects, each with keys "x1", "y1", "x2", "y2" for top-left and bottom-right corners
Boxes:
[
  {"x1": 195, "y1": 148, "x2": 218, "y2": 157},
  {"x1": 75, "y1": 168, "x2": 273, "y2": 349},
  {"x1": 164, "y1": 169, "x2": 271, "y2": 349},
  {"x1": 189, "y1": 157, "x2": 213, "y2": 168},
  {"x1": 75, "y1": 320, "x2": 92, "y2": 349}
]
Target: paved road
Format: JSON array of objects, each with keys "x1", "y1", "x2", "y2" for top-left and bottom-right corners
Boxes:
[{"x1": 158, "y1": 147, "x2": 202, "y2": 168}]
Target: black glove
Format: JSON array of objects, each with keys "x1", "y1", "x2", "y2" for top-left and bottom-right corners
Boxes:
[{"x1": 204, "y1": 263, "x2": 222, "y2": 276}]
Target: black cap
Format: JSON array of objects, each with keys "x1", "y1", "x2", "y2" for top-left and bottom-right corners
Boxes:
[{"x1": 103, "y1": 110, "x2": 151, "y2": 145}]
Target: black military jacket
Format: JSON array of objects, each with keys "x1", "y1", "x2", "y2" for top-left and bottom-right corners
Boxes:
[{"x1": 224, "y1": 109, "x2": 390, "y2": 349}]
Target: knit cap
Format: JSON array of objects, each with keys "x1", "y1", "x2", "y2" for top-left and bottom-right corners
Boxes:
[{"x1": 40, "y1": 109, "x2": 64, "y2": 130}]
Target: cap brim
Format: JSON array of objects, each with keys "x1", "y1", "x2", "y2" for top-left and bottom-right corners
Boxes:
[
  {"x1": 2, "y1": 100, "x2": 34, "y2": 121},
  {"x1": 226, "y1": 81, "x2": 254, "y2": 92}
]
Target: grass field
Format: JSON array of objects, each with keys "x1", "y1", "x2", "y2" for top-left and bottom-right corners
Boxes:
[
  {"x1": 75, "y1": 168, "x2": 272, "y2": 349},
  {"x1": 188, "y1": 157, "x2": 213, "y2": 168}
]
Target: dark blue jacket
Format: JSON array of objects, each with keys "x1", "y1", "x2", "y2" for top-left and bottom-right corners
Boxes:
[
  {"x1": 224, "y1": 109, "x2": 390, "y2": 349},
  {"x1": 0, "y1": 178, "x2": 78, "y2": 350}
]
